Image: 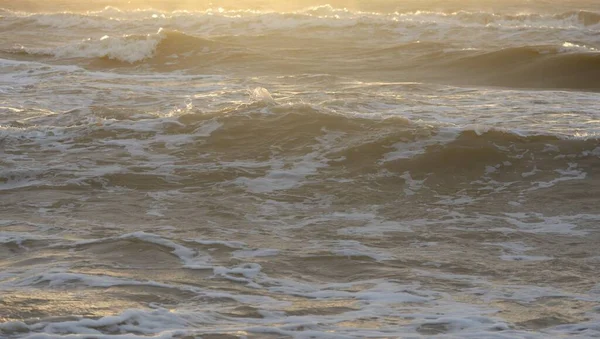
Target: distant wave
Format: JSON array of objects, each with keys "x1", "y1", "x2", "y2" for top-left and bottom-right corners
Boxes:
[
  {"x1": 10, "y1": 29, "x2": 248, "y2": 64},
  {"x1": 3, "y1": 7, "x2": 600, "y2": 31},
  {"x1": 14, "y1": 29, "x2": 167, "y2": 63},
  {"x1": 558, "y1": 10, "x2": 600, "y2": 26},
  {"x1": 394, "y1": 9, "x2": 600, "y2": 28},
  {"x1": 436, "y1": 45, "x2": 600, "y2": 89},
  {"x1": 4, "y1": 5, "x2": 600, "y2": 90},
  {"x1": 353, "y1": 42, "x2": 600, "y2": 90}
]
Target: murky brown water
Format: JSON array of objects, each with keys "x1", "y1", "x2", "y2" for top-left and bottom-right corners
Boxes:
[{"x1": 1, "y1": 1, "x2": 600, "y2": 338}]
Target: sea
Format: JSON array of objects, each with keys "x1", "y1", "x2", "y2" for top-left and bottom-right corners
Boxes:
[{"x1": 1, "y1": 0, "x2": 600, "y2": 338}]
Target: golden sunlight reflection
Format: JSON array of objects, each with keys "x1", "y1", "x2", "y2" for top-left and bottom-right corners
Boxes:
[{"x1": 1, "y1": 291, "x2": 140, "y2": 321}]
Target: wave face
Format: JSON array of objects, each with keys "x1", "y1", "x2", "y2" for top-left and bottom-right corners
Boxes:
[{"x1": 2, "y1": 2, "x2": 600, "y2": 339}]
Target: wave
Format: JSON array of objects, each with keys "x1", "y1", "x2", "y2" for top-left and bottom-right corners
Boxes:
[
  {"x1": 1, "y1": 98, "x2": 598, "y2": 193},
  {"x1": 15, "y1": 29, "x2": 166, "y2": 63},
  {"x1": 436, "y1": 45, "x2": 600, "y2": 89},
  {"x1": 7, "y1": 37, "x2": 600, "y2": 90},
  {"x1": 394, "y1": 9, "x2": 600, "y2": 29},
  {"x1": 2, "y1": 89, "x2": 598, "y2": 144},
  {"x1": 356, "y1": 43, "x2": 600, "y2": 90},
  {"x1": 3, "y1": 7, "x2": 600, "y2": 32},
  {"x1": 11, "y1": 29, "x2": 246, "y2": 65},
  {"x1": 216, "y1": 107, "x2": 599, "y2": 187},
  {"x1": 557, "y1": 10, "x2": 600, "y2": 26}
]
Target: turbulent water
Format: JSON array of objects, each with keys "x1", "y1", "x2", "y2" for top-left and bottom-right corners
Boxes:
[{"x1": 1, "y1": 1, "x2": 600, "y2": 338}]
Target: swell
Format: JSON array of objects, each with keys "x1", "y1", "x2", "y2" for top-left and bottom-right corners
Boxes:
[
  {"x1": 2, "y1": 104, "x2": 598, "y2": 192},
  {"x1": 361, "y1": 44, "x2": 600, "y2": 90},
  {"x1": 438, "y1": 46, "x2": 600, "y2": 89}
]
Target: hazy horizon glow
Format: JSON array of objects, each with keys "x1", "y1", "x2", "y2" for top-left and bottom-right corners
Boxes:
[{"x1": 3, "y1": 0, "x2": 600, "y2": 13}]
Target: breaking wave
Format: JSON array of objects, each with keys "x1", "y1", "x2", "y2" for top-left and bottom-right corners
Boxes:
[
  {"x1": 3, "y1": 6, "x2": 600, "y2": 30},
  {"x1": 1, "y1": 101, "x2": 598, "y2": 192},
  {"x1": 10, "y1": 29, "x2": 244, "y2": 64}
]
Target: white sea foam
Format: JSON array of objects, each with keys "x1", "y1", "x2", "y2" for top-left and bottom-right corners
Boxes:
[
  {"x1": 561, "y1": 41, "x2": 599, "y2": 53},
  {"x1": 232, "y1": 155, "x2": 324, "y2": 193},
  {"x1": 213, "y1": 263, "x2": 263, "y2": 288},
  {"x1": 250, "y1": 87, "x2": 276, "y2": 105},
  {"x1": 328, "y1": 240, "x2": 394, "y2": 261},
  {"x1": 233, "y1": 248, "x2": 280, "y2": 258},
  {"x1": 0, "y1": 58, "x2": 84, "y2": 93},
  {"x1": 501, "y1": 212, "x2": 600, "y2": 235},
  {"x1": 2, "y1": 260, "x2": 598, "y2": 338},
  {"x1": 434, "y1": 194, "x2": 477, "y2": 206},
  {"x1": 339, "y1": 218, "x2": 413, "y2": 236},
  {"x1": 334, "y1": 210, "x2": 600, "y2": 237},
  {"x1": 233, "y1": 129, "x2": 342, "y2": 193},
  {"x1": 193, "y1": 119, "x2": 223, "y2": 137},
  {"x1": 484, "y1": 242, "x2": 553, "y2": 262},
  {"x1": 521, "y1": 166, "x2": 541, "y2": 178},
  {"x1": 9, "y1": 308, "x2": 189, "y2": 339},
  {"x1": 382, "y1": 127, "x2": 459, "y2": 161},
  {"x1": 394, "y1": 10, "x2": 600, "y2": 30},
  {"x1": 528, "y1": 162, "x2": 587, "y2": 190},
  {"x1": 400, "y1": 171, "x2": 425, "y2": 195}
]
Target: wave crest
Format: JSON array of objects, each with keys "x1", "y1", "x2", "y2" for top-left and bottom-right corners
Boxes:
[
  {"x1": 17, "y1": 28, "x2": 166, "y2": 63},
  {"x1": 11, "y1": 29, "x2": 229, "y2": 64}
]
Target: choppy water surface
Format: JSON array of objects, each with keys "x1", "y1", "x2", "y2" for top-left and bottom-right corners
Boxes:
[{"x1": 1, "y1": 1, "x2": 600, "y2": 338}]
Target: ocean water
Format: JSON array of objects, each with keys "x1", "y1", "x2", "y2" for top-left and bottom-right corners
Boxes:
[{"x1": 1, "y1": 1, "x2": 600, "y2": 338}]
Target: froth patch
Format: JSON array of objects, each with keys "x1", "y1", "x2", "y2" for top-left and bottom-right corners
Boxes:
[
  {"x1": 484, "y1": 242, "x2": 553, "y2": 262},
  {"x1": 232, "y1": 130, "x2": 341, "y2": 194},
  {"x1": 213, "y1": 263, "x2": 263, "y2": 288},
  {"x1": 382, "y1": 127, "x2": 459, "y2": 161},
  {"x1": 528, "y1": 162, "x2": 587, "y2": 191},
  {"x1": 327, "y1": 240, "x2": 394, "y2": 261},
  {"x1": 502, "y1": 212, "x2": 597, "y2": 235}
]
